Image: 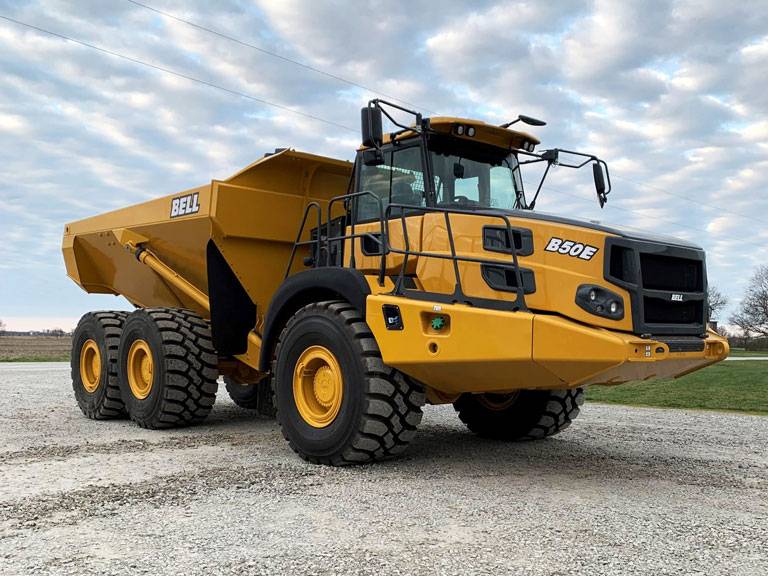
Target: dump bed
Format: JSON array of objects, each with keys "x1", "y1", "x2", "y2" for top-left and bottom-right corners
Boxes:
[{"x1": 63, "y1": 149, "x2": 353, "y2": 321}]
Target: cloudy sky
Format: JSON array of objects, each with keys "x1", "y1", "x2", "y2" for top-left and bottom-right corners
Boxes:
[{"x1": 1, "y1": 0, "x2": 767, "y2": 330}]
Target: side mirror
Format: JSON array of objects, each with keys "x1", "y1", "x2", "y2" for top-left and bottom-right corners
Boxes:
[
  {"x1": 361, "y1": 106, "x2": 383, "y2": 149},
  {"x1": 593, "y1": 162, "x2": 607, "y2": 207},
  {"x1": 518, "y1": 114, "x2": 547, "y2": 127}
]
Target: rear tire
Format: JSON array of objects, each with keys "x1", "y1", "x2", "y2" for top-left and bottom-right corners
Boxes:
[
  {"x1": 71, "y1": 311, "x2": 128, "y2": 419},
  {"x1": 118, "y1": 308, "x2": 218, "y2": 429},
  {"x1": 273, "y1": 300, "x2": 425, "y2": 465},
  {"x1": 224, "y1": 376, "x2": 276, "y2": 417},
  {"x1": 454, "y1": 388, "x2": 584, "y2": 440}
]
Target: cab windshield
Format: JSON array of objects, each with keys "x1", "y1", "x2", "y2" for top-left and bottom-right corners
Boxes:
[
  {"x1": 429, "y1": 149, "x2": 523, "y2": 210},
  {"x1": 355, "y1": 137, "x2": 525, "y2": 222}
]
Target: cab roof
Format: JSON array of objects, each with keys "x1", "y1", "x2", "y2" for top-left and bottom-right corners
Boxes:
[{"x1": 364, "y1": 116, "x2": 541, "y2": 152}]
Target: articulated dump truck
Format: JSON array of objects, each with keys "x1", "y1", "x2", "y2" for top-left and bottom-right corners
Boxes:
[{"x1": 63, "y1": 100, "x2": 728, "y2": 465}]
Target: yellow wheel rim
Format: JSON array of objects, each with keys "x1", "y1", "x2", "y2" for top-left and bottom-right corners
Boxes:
[
  {"x1": 79, "y1": 339, "x2": 102, "y2": 393},
  {"x1": 293, "y1": 345, "x2": 343, "y2": 428},
  {"x1": 127, "y1": 339, "x2": 154, "y2": 400}
]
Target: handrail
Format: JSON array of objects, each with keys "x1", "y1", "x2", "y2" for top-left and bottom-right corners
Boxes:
[
  {"x1": 284, "y1": 201, "x2": 323, "y2": 279},
  {"x1": 384, "y1": 203, "x2": 527, "y2": 310},
  {"x1": 285, "y1": 195, "x2": 529, "y2": 312},
  {"x1": 327, "y1": 190, "x2": 387, "y2": 286}
]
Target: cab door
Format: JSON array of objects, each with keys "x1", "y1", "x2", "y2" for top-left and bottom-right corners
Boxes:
[{"x1": 346, "y1": 144, "x2": 428, "y2": 276}]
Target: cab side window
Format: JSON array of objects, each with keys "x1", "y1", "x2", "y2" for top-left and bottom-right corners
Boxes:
[{"x1": 356, "y1": 146, "x2": 426, "y2": 222}]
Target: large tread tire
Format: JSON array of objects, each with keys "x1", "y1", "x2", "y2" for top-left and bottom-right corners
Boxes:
[
  {"x1": 118, "y1": 308, "x2": 218, "y2": 429},
  {"x1": 224, "y1": 376, "x2": 276, "y2": 417},
  {"x1": 273, "y1": 300, "x2": 425, "y2": 466},
  {"x1": 71, "y1": 311, "x2": 128, "y2": 419},
  {"x1": 454, "y1": 388, "x2": 584, "y2": 441}
]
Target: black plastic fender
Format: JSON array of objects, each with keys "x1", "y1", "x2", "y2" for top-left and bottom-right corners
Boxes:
[{"x1": 258, "y1": 268, "x2": 372, "y2": 372}]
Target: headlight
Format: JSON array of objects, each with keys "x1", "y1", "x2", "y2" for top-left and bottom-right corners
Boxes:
[{"x1": 575, "y1": 284, "x2": 624, "y2": 320}]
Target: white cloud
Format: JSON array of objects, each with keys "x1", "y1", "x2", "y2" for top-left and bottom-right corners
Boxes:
[{"x1": 0, "y1": 112, "x2": 29, "y2": 134}]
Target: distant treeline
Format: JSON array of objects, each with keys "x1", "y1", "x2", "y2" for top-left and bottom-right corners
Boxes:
[
  {"x1": 728, "y1": 336, "x2": 768, "y2": 351},
  {"x1": 1, "y1": 330, "x2": 72, "y2": 337}
]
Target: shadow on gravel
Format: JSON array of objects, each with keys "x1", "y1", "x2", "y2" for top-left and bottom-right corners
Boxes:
[
  {"x1": 380, "y1": 424, "x2": 761, "y2": 490},
  {"x1": 197, "y1": 403, "x2": 275, "y2": 427},
  {"x1": 172, "y1": 403, "x2": 762, "y2": 490}
]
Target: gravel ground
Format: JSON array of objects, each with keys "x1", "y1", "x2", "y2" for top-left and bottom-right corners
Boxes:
[{"x1": 1, "y1": 362, "x2": 766, "y2": 576}]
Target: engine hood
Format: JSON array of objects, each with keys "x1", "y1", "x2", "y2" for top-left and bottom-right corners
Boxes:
[{"x1": 485, "y1": 209, "x2": 703, "y2": 250}]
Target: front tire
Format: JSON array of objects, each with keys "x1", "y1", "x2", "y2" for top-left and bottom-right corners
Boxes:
[
  {"x1": 118, "y1": 308, "x2": 218, "y2": 429},
  {"x1": 71, "y1": 311, "x2": 128, "y2": 419},
  {"x1": 454, "y1": 388, "x2": 584, "y2": 440},
  {"x1": 273, "y1": 301, "x2": 425, "y2": 465}
]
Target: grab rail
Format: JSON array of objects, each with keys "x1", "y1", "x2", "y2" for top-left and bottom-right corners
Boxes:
[{"x1": 286, "y1": 195, "x2": 528, "y2": 312}]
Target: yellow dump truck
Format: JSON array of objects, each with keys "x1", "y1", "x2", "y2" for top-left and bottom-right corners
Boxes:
[{"x1": 63, "y1": 100, "x2": 728, "y2": 465}]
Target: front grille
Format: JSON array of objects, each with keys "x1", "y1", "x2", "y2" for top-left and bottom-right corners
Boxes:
[
  {"x1": 644, "y1": 296, "x2": 703, "y2": 325},
  {"x1": 640, "y1": 253, "x2": 703, "y2": 292},
  {"x1": 605, "y1": 238, "x2": 707, "y2": 336}
]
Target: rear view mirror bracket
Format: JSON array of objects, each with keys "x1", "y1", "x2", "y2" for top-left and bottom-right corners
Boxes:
[
  {"x1": 362, "y1": 148, "x2": 384, "y2": 166},
  {"x1": 517, "y1": 148, "x2": 611, "y2": 209}
]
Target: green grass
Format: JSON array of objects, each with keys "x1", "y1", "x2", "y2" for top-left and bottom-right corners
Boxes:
[
  {"x1": 728, "y1": 348, "x2": 768, "y2": 357},
  {"x1": 588, "y1": 360, "x2": 768, "y2": 415},
  {"x1": 0, "y1": 355, "x2": 70, "y2": 362}
]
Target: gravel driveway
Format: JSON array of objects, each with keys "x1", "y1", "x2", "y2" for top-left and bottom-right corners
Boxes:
[{"x1": 1, "y1": 362, "x2": 766, "y2": 575}]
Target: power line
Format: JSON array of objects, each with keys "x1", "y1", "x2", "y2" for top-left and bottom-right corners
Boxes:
[
  {"x1": 612, "y1": 173, "x2": 768, "y2": 228},
  {"x1": 542, "y1": 185, "x2": 768, "y2": 246},
  {"x1": 0, "y1": 14, "x2": 357, "y2": 133},
  {"x1": 124, "y1": 0, "x2": 437, "y2": 115}
]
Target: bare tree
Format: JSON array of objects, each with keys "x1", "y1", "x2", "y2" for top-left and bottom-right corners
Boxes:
[
  {"x1": 731, "y1": 265, "x2": 768, "y2": 338},
  {"x1": 0, "y1": 318, "x2": 5, "y2": 335},
  {"x1": 714, "y1": 324, "x2": 730, "y2": 338},
  {"x1": 707, "y1": 285, "x2": 728, "y2": 321}
]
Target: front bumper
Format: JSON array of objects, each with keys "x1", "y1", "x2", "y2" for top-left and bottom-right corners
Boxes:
[{"x1": 366, "y1": 295, "x2": 729, "y2": 394}]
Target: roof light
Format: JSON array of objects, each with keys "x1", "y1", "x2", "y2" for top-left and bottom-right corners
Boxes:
[
  {"x1": 467, "y1": 126, "x2": 476, "y2": 137},
  {"x1": 455, "y1": 125, "x2": 465, "y2": 135}
]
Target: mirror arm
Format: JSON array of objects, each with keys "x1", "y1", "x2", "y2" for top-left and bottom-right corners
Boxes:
[
  {"x1": 527, "y1": 161, "x2": 552, "y2": 210},
  {"x1": 378, "y1": 106, "x2": 413, "y2": 134},
  {"x1": 372, "y1": 98, "x2": 420, "y2": 120},
  {"x1": 517, "y1": 147, "x2": 611, "y2": 209},
  {"x1": 518, "y1": 158, "x2": 548, "y2": 166},
  {"x1": 372, "y1": 98, "x2": 423, "y2": 133}
]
